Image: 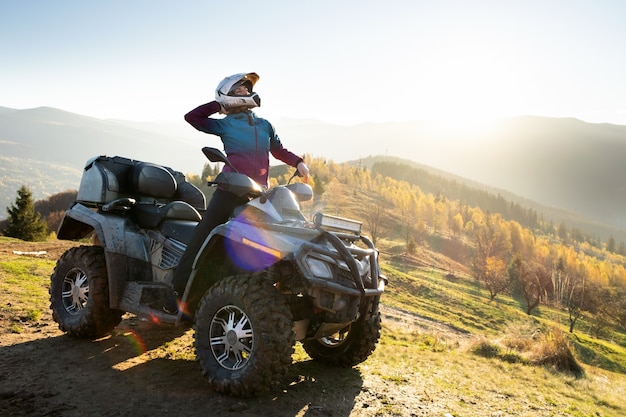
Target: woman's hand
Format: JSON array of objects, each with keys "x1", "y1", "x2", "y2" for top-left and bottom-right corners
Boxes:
[{"x1": 297, "y1": 162, "x2": 309, "y2": 183}]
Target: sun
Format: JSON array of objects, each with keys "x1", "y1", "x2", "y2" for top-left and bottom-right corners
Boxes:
[
  {"x1": 425, "y1": 115, "x2": 499, "y2": 137},
  {"x1": 410, "y1": 34, "x2": 526, "y2": 135}
]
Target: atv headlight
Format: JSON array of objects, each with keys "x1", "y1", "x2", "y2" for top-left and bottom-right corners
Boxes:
[{"x1": 306, "y1": 258, "x2": 333, "y2": 279}]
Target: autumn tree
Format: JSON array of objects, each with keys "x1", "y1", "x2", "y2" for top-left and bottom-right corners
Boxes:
[
  {"x1": 396, "y1": 191, "x2": 419, "y2": 253},
  {"x1": 509, "y1": 256, "x2": 549, "y2": 315},
  {"x1": 449, "y1": 212, "x2": 464, "y2": 238},
  {"x1": 586, "y1": 284, "x2": 615, "y2": 338},
  {"x1": 4, "y1": 185, "x2": 48, "y2": 241},
  {"x1": 34, "y1": 189, "x2": 77, "y2": 234},
  {"x1": 566, "y1": 272, "x2": 586, "y2": 333},
  {"x1": 509, "y1": 256, "x2": 533, "y2": 314},
  {"x1": 612, "y1": 287, "x2": 626, "y2": 330},
  {"x1": 35, "y1": 190, "x2": 76, "y2": 217},
  {"x1": 550, "y1": 256, "x2": 571, "y2": 308},
  {"x1": 483, "y1": 256, "x2": 509, "y2": 300},
  {"x1": 472, "y1": 213, "x2": 511, "y2": 287},
  {"x1": 364, "y1": 197, "x2": 387, "y2": 245},
  {"x1": 45, "y1": 210, "x2": 66, "y2": 235}
]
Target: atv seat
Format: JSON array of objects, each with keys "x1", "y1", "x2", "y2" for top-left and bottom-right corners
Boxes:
[
  {"x1": 133, "y1": 200, "x2": 201, "y2": 229},
  {"x1": 76, "y1": 155, "x2": 206, "y2": 213},
  {"x1": 130, "y1": 162, "x2": 202, "y2": 229}
]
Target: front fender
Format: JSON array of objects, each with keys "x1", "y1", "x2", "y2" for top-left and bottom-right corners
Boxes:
[
  {"x1": 182, "y1": 222, "x2": 249, "y2": 306},
  {"x1": 193, "y1": 220, "x2": 317, "y2": 274},
  {"x1": 181, "y1": 220, "x2": 319, "y2": 312}
]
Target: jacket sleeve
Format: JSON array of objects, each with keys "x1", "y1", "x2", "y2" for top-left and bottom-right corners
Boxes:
[
  {"x1": 268, "y1": 122, "x2": 303, "y2": 167},
  {"x1": 184, "y1": 101, "x2": 222, "y2": 133}
]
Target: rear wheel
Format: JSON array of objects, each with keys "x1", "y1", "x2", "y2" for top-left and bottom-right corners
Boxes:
[
  {"x1": 194, "y1": 273, "x2": 294, "y2": 397},
  {"x1": 303, "y1": 309, "x2": 382, "y2": 367},
  {"x1": 49, "y1": 246, "x2": 123, "y2": 338}
]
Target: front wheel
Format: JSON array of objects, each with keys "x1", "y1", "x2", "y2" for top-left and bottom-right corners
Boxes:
[
  {"x1": 49, "y1": 246, "x2": 123, "y2": 338},
  {"x1": 302, "y1": 309, "x2": 382, "y2": 367},
  {"x1": 194, "y1": 274, "x2": 294, "y2": 397}
]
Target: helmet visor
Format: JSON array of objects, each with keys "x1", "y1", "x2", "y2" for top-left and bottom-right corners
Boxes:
[{"x1": 228, "y1": 79, "x2": 253, "y2": 95}]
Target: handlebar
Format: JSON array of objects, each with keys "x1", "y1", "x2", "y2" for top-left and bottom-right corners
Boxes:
[{"x1": 102, "y1": 197, "x2": 136, "y2": 212}]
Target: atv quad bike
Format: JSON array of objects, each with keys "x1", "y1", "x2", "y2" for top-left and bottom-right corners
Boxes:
[{"x1": 51, "y1": 147, "x2": 387, "y2": 396}]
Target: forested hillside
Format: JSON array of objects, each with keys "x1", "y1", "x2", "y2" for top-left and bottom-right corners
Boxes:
[
  {"x1": 363, "y1": 157, "x2": 626, "y2": 244},
  {"x1": 293, "y1": 157, "x2": 626, "y2": 336}
]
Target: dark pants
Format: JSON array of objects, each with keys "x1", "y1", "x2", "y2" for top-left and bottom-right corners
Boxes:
[{"x1": 171, "y1": 188, "x2": 245, "y2": 295}]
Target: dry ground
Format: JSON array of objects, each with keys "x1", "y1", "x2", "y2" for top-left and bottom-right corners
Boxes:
[{"x1": 0, "y1": 240, "x2": 469, "y2": 417}]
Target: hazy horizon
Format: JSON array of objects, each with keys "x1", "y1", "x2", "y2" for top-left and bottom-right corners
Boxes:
[{"x1": 2, "y1": 1, "x2": 626, "y2": 129}]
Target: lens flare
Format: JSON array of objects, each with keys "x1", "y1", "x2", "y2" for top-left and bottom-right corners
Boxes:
[
  {"x1": 223, "y1": 213, "x2": 283, "y2": 271},
  {"x1": 121, "y1": 329, "x2": 147, "y2": 355}
]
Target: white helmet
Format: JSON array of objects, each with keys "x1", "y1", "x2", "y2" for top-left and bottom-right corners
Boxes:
[{"x1": 215, "y1": 72, "x2": 261, "y2": 109}]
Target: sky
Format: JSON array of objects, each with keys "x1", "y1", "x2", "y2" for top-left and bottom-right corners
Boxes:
[{"x1": 2, "y1": 0, "x2": 626, "y2": 128}]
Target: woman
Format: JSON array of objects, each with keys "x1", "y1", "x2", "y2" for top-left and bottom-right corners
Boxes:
[{"x1": 166, "y1": 72, "x2": 309, "y2": 314}]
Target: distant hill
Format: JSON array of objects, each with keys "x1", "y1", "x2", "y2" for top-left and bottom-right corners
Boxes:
[
  {"x1": 2, "y1": 106, "x2": 626, "y2": 238},
  {"x1": 0, "y1": 106, "x2": 209, "y2": 218},
  {"x1": 0, "y1": 106, "x2": 207, "y2": 168},
  {"x1": 359, "y1": 155, "x2": 626, "y2": 243},
  {"x1": 277, "y1": 116, "x2": 626, "y2": 230}
]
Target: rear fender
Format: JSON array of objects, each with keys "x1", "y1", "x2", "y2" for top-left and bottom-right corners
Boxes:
[
  {"x1": 56, "y1": 203, "x2": 151, "y2": 309},
  {"x1": 57, "y1": 203, "x2": 105, "y2": 242},
  {"x1": 57, "y1": 203, "x2": 140, "y2": 254}
]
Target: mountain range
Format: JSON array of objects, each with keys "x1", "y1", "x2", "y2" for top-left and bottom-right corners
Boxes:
[{"x1": 1, "y1": 105, "x2": 626, "y2": 240}]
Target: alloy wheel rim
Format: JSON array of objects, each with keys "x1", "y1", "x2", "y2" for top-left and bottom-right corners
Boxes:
[
  {"x1": 61, "y1": 268, "x2": 89, "y2": 314},
  {"x1": 209, "y1": 305, "x2": 254, "y2": 370}
]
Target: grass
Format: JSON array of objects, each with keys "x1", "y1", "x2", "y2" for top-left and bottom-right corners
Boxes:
[
  {"x1": 383, "y1": 257, "x2": 626, "y2": 369},
  {"x1": 2, "y1": 237, "x2": 626, "y2": 415},
  {"x1": 0, "y1": 242, "x2": 56, "y2": 325},
  {"x1": 371, "y1": 260, "x2": 626, "y2": 415},
  {"x1": 381, "y1": 261, "x2": 541, "y2": 336},
  {"x1": 362, "y1": 321, "x2": 626, "y2": 416}
]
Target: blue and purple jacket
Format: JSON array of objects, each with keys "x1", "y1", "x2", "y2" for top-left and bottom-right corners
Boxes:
[{"x1": 184, "y1": 101, "x2": 303, "y2": 188}]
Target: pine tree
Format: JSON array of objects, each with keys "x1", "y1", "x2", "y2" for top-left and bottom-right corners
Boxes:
[
  {"x1": 4, "y1": 185, "x2": 48, "y2": 241},
  {"x1": 202, "y1": 162, "x2": 220, "y2": 181},
  {"x1": 607, "y1": 235, "x2": 616, "y2": 253}
]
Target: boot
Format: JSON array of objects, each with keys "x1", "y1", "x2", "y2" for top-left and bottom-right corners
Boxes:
[{"x1": 163, "y1": 291, "x2": 179, "y2": 315}]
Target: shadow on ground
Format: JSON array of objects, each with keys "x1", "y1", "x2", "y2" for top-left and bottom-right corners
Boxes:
[{"x1": 0, "y1": 316, "x2": 363, "y2": 417}]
